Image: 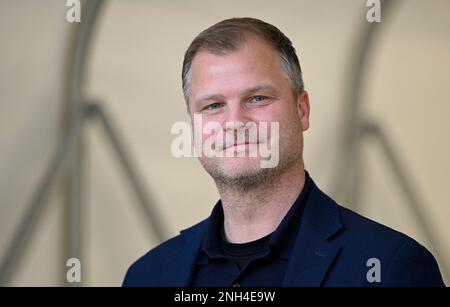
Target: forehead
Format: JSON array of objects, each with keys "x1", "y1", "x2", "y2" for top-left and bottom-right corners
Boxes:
[{"x1": 189, "y1": 38, "x2": 287, "y2": 98}]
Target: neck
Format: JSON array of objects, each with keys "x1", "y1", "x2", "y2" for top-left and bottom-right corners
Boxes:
[{"x1": 217, "y1": 159, "x2": 306, "y2": 243}]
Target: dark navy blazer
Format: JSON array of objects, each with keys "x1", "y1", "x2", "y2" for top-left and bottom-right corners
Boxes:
[{"x1": 123, "y1": 178, "x2": 445, "y2": 287}]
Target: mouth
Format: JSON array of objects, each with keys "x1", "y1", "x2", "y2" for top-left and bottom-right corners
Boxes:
[{"x1": 223, "y1": 141, "x2": 259, "y2": 151}]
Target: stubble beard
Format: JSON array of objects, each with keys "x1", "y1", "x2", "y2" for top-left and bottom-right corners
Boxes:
[{"x1": 198, "y1": 134, "x2": 303, "y2": 192}]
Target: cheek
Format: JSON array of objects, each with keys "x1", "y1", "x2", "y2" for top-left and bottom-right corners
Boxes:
[
  {"x1": 277, "y1": 111, "x2": 303, "y2": 147},
  {"x1": 251, "y1": 104, "x2": 283, "y2": 124},
  {"x1": 246, "y1": 104, "x2": 292, "y2": 143},
  {"x1": 199, "y1": 119, "x2": 224, "y2": 148},
  {"x1": 259, "y1": 103, "x2": 299, "y2": 131}
]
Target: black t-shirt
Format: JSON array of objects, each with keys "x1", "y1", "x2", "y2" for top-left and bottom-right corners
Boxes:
[
  {"x1": 191, "y1": 171, "x2": 312, "y2": 286},
  {"x1": 220, "y1": 225, "x2": 272, "y2": 270}
]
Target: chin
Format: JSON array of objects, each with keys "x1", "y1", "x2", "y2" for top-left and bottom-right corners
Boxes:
[
  {"x1": 199, "y1": 156, "x2": 274, "y2": 187},
  {"x1": 213, "y1": 158, "x2": 269, "y2": 184},
  {"x1": 220, "y1": 156, "x2": 261, "y2": 172}
]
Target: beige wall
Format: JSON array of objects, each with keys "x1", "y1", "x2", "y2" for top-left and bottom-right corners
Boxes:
[{"x1": 0, "y1": 0, "x2": 449, "y2": 286}]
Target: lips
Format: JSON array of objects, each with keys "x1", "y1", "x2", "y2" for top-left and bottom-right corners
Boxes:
[
  {"x1": 231, "y1": 141, "x2": 252, "y2": 147},
  {"x1": 213, "y1": 129, "x2": 265, "y2": 152},
  {"x1": 221, "y1": 141, "x2": 260, "y2": 151}
]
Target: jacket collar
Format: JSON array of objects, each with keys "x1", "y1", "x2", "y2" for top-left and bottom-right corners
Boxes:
[
  {"x1": 160, "y1": 219, "x2": 206, "y2": 286},
  {"x1": 282, "y1": 179, "x2": 344, "y2": 286},
  {"x1": 161, "y1": 178, "x2": 344, "y2": 286}
]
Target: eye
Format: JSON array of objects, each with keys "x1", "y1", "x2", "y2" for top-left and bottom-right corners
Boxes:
[
  {"x1": 204, "y1": 102, "x2": 223, "y2": 110},
  {"x1": 250, "y1": 95, "x2": 267, "y2": 103}
]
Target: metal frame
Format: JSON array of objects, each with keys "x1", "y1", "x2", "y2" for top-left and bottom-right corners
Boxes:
[
  {"x1": 0, "y1": 0, "x2": 168, "y2": 286},
  {"x1": 1, "y1": 0, "x2": 448, "y2": 285},
  {"x1": 332, "y1": 0, "x2": 449, "y2": 279}
]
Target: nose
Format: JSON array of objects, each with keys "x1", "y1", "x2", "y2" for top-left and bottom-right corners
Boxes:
[
  {"x1": 219, "y1": 103, "x2": 252, "y2": 150},
  {"x1": 224, "y1": 102, "x2": 251, "y2": 129}
]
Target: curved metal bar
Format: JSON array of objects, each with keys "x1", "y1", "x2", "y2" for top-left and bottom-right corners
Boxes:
[
  {"x1": 330, "y1": 0, "x2": 449, "y2": 280},
  {"x1": 65, "y1": 0, "x2": 170, "y2": 283},
  {"x1": 65, "y1": 0, "x2": 105, "y2": 286},
  {"x1": 0, "y1": 121, "x2": 82, "y2": 285},
  {"x1": 0, "y1": 0, "x2": 169, "y2": 286},
  {"x1": 361, "y1": 121, "x2": 450, "y2": 279},
  {"x1": 86, "y1": 102, "x2": 169, "y2": 242},
  {"x1": 0, "y1": 0, "x2": 106, "y2": 286},
  {"x1": 331, "y1": 0, "x2": 398, "y2": 201},
  {"x1": 67, "y1": 0, "x2": 105, "y2": 112}
]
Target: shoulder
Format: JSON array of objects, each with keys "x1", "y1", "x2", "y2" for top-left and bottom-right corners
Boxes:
[
  {"x1": 338, "y1": 203, "x2": 411, "y2": 246},
  {"x1": 308, "y1": 182, "x2": 444, "y2": 286},
  {"x1": 122, "y1": 219, "x2": 208, "y2": 287},
  {"x1": 310, "y1": 183, "x2": 412, "y2": 249},
  {"x1": 331, "y1": 200, "x2": 444, "y2": 286}
]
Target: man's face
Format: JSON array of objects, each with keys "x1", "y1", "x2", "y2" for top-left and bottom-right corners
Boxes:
[{"x1": 188, "y1": 37, "x2": 310, "y2": 187}]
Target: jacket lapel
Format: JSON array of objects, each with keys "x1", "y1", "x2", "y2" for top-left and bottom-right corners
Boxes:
[
  {"x1": 161, "y1": 221, "x2": 207, "y2": 286},
  {"x1": 160, "y1": 179, "x2": 344, "y2": 287},
  {"x1": 283, "y1": 180, "x2": 344, "y2": 286}
]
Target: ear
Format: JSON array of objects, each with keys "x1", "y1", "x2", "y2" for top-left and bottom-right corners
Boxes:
[{"x1": 296, "y1": 90, "x2": 310, "y2": 131}]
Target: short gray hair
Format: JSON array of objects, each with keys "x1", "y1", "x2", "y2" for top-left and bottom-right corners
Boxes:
[{"x1": 181, "y1": 17, "x2": 304, "y2": 104}]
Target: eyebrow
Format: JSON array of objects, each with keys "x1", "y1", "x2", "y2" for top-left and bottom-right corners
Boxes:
[{"x1": 193, "y1": 84, "x2": 278, "y2": 107}]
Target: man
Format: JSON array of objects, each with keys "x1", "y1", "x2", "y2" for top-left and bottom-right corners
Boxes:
[{"x1": 123, "y1": 18, "x2": 444, "y2": 287}]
